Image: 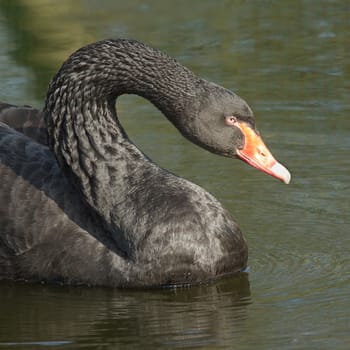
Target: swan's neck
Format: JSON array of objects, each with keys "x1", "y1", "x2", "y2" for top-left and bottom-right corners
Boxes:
[{"x1": 44, "y1": 39, "x2": 202, "y2": 254}]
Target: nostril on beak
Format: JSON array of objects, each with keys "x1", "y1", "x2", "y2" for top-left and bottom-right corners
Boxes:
[{"x1": 258, "y1": 147, "x2": 266, "y2": 156}]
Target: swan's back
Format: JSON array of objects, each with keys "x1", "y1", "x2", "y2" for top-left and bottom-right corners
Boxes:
[{"x1": 0, "y1": 102, "x2": 47, "y2": 145}]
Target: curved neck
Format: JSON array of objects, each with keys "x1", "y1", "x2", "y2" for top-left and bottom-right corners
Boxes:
[{"x1": 43, "y1": 39, "x2": 203, "y2": 253}]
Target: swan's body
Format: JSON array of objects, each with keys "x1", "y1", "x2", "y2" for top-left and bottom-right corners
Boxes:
[{"x1": 0, "y1": 39, "x2": 290, "y2": 287}]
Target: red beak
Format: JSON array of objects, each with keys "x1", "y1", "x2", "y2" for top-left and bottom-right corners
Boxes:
[{"x1": 236, "y1": 122, "x2": 291, "y2": 184}]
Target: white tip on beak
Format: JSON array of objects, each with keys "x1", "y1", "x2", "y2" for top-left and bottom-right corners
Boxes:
[{"x1": 271, "y1": 162, "x2": 291, "y2": 184}]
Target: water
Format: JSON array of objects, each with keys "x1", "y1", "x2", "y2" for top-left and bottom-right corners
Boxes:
[{"x1": 0, "y1": 1, "x2": 349, "y2": 349}]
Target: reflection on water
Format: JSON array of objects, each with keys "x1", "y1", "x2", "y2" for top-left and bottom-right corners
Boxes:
[
  {"x1": 0, "y1": 0, "x2": 349, "y2": 349},
  {"x1": 0, "y1": 276, "x2": 251, "y2": 349}
]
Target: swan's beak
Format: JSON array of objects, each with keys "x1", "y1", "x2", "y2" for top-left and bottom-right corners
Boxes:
[{"x1": 236, "y1": 122, "x2": 291, "y2": 184}]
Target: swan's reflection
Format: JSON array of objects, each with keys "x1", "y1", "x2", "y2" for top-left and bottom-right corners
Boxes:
[{"x1": 0, "y1": 274, "x2": 250, "y2": 348}]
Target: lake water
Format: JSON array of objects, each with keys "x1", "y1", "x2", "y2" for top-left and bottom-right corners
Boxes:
[{"x1": 0, "y1": 1, "x2": 349, "y2": 349}]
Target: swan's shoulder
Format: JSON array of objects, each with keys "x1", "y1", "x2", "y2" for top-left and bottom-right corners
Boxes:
[
  {"x1": 0, "y1": 121, "x2": 54, "y2": 180},
  {"x1": 0, "y1": 124, "x2": 63, "y2": 253},
  {"x1": 127, "y1": 164, "x2": 241, "y2": 248}
]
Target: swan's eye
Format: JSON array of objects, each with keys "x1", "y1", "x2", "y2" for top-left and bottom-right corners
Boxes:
[{"x1": 225, "y1": 116, "x2": 238, "y2": 126}]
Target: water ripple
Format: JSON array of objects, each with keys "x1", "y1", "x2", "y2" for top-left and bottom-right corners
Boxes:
[{"x1": 251, "y1": 246, "x2": 349, "y2": 306}]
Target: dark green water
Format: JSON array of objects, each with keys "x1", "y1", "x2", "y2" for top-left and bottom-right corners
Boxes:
[{"x1": 0, "y1": 1, "x2": 349, "y2": 349}]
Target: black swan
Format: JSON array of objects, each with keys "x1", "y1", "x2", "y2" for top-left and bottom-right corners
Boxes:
[{"x1": 0, "y1": 39, "x2": 290, "y2": 287}]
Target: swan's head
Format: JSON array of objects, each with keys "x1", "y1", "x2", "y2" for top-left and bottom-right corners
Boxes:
[{"x1": 186, "y1": 83, "x2": 291, "y2": 184}]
